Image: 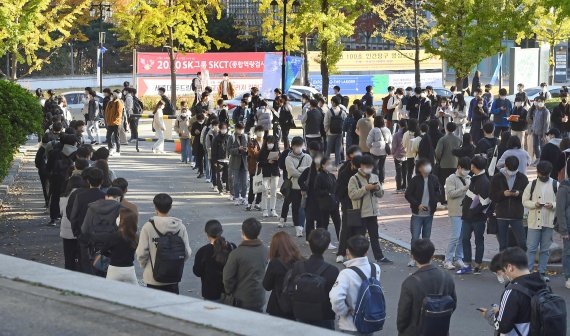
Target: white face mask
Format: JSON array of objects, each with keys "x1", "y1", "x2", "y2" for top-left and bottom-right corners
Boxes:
[
  {"x1": 462, "y1": 169, "x2": 470, "y2": 176},
  {"x1": 256, "y1": 131, "x2": 263, "y2": 138},
  {"x1": 542, "y1": 87, "x2": 548, "y2": 92},
  {"x1": 406, "y1": 91, "x2": 412, "y2": 96},
  {"x1": 515, "y1": 102, "x2": 522, "y2": 108},
  {"x1": 267, "y1": 144, "x2": 275, "y2": 150},
  {"x1": 220, "y1": 129, "x2": 228, "y2": 134},
  {"x1": 518, "y1": 86, "x2": 524, "y2": 92},
  {"x1": 423, "y1": 164, "x2": 432, "y2": 174},
  {"x1": 506, "y1": 169, "x2": 517, "y2": 176},
  {"x1": 325, "y1": 164, "x2": 334, "y2": 173},
  {"x1": 420, "y1": 93, "x2": 427, "y2": 98},
  {"x1": 496, "y1": 274, "x2": 506, "y2": 284},
  {"x1": 293, "y1": 147, "x2": 302, "y2": 155},
  {"x1": 478, "y1": 104, "x2": 484, "y2": 108},
  {"x1": 314, "y1": 157, "x2": 322, "y2": 166},
  {"x1": 361, "y1": 167, "x2": 373, "y2": 175},
  {"x1": 537, "y1": 102, "x2": 545, "y2": 108}
]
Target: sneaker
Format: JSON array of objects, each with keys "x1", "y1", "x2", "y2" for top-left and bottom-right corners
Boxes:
[
  {"x1": 245, "y1": 204, "x2": 252, "y2": 211},
  {"x1": 219, "y1": 191, "x2": 225, "y2": 196},
  {"x1": 336, "y1": 255, "x2": 345, "y2": 263},
  {"x1": 407, "y1": 259, "x2": 416, "y2": 267},
  {"x1": 262, "y1": 210, "x2": 269, "y2": 217},
  {"x1": 205, "y1": 179, "x2": 211, "y2": 183},
  {"x1": 540, "y1": 273, "x2": 550, "y2": 282},
  {"x1": 295, "y1": 226, "x2": 303, "y2": 237},
  {"x1": 197, "y1": 173, "x2": 204, "y2": 178},
  {"x1": 473, "y1": 266, "x2": 481, "y2": 275},
  {"x1": 240, "y1": 198, "x2": 248, "y2": 205},
  {"x1": 278, "y1": 218, "x2": 285, "y2": 228},
  {"x1": 456, "y1": 260, "x2": 467, "y2": 269},
  {"x1": 328, "y1": 243, "x2": 337, "y2": 250},
  {"x1": 234, "y1": 199, "x2": 241, "y2": 206},
  {"x1": 378, "y1": 257, "x2": 393, "y2": 264},
  {"x1": 270, "y1": 210, "x2": 278, "y2": 217},
  {"x1": 254, "y1": 204, "x2": 262, "y2": 211},
  {"x1": 228, "y1": 195, "x2": 234, "y2": 201},
  {"x1": 443, "y1": 261, "x2": 456, "y2": 270},
  {"x1": 114, "y1": 152, "x2": 121, "y2": 157},
  {"x1": 46, "y1": 220, "x2": 57, "y2": 227},
  {"x1": 565, "y1": 279, "x2": 570, "y2": 289},
  {"x1": 456, "y1": 266, "x2": 473, "y2": 274},
  {"x1": 436, "y1": 202, "x2": 447, "y2": 210}
]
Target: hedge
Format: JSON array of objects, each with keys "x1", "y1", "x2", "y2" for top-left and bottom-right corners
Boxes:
[{"x1": 0, "y1": 80, "x2": 43, "y2": 181}]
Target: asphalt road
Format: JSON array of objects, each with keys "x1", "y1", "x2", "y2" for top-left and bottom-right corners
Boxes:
[{"x1": 1, "y1": 124, "x2": 570, "y2": 335}]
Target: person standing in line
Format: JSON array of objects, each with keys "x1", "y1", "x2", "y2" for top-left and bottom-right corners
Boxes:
[
  {"x1": 552, "y1": 92, "x2": 569, "y2": 137},
  {"x1": 229, "y1": 122, "x2": 249, "y2": 205},
  {"x1": 86, "y1": 90, "x2": 101, "y2": 145},
  {"x1": 193, "y1": 220, "x2": 236, "y2": 301},
  {"x1": 263, "y1": 231, "x2": 303, "y2": 319},
  {"x1": 121, "y1": 86, "x2": 134, "y2": 145},
  {"x1": 60, "y1": 175, "x2": 86, "y2": 271},
  {"x1": 556, "y1": 166, "x2": 570, "y2": 289},
  {"x1": 496, "y1": 135, "x2": 531, "y2": 175},
  {"x1": 397, "y1": 239, "x2": 457, "y2": 336},
  {"x1": 540, "y1": 128, "x2": 563, "y2": 179},
  {"x1": 467, "y1": 90, "x2": 489, "y2": 144},
  {"x1": 392, "y1": 119, "x2": 408, "y2": 193},
  {"x1": 443, "y1": 157, "x2": 471, "y2": 270},
  {"x1": 174, "y1": 107, "x2": 192, "y2": 163},
  {"x1": 104, "y1": 89, "x2": 124, "y2": 156},
  {"x1": 152, "y1": 101, "x2": 166, "y2": 154},
  {"x1": 191, "y1": 113, "x2": 207, "y2": 178},
  {"x1": 490, "y1": 156, "x2": 529, "y2": 252},
  {"x1": 302, "y1": 99, "x2": 324, "y2": 148},
  {"x1": 388, "y1": 88, "x2": 404, "y2": 133},
  {"x1": 435, "y1": 122, "x2": 462, "y2": 205},
  {"x1": 211, "y1": 123, "x2": 231, "y2": 194},
  {"x1": 111, "y1": 177, "x2": 139, "y2": 223},
  {"x1": 204, "y1": 119, "x2": 220, "y2": 189},
  {"x1": 285, "y1": 137, "x2": 313, "y2": 237},
  {"x1": 366, "y1": 115, "x2": 392, "y2": 183},
  {"x1": 218, "y1": 73, "x2": 235, "y2": 100},
  {"x1": 324, "y1": 96, "x2": 347, "y2": 166},
  {"x1": 136, "y1": 193, "x2": 192, "y2": 294},
  {"x1": 356, "y1": 106, "x2": 376, "y2": 154},
  {"x1": 348, "y1": 155, "x2": 392, "y2": 264},
  {"x1": 102, "y1": 208, "x2": 139, "y2": 285},
  {"x1": 314, "y1": 156, "x2": 341, "y2": 242},
  {"x1": 510, "y1": 97, "x2": 529, "y2": 150},
  {"x1": 299, "y1": 148, "x2": 323, "y2": 243},
  {"x1": 344, "y1": 100, "x2": 362, "y2": 150},
  {"x1": 46, "y1": 134, "x2": 78, "y2": 226},
  {"x1": 452, "y1": 133, "x2": 476, "y2": 159},
  {"x1": 404, "y1": 158, "x2": 441, "y2": 267},
  {"x1": 223, "y1": 218, "x2": 268, "y2": 312},
  {"x1": 258, "y1": 135, "x2": 280, "y2": 218},
  {"x1": 523, "y1": 161, "x2": 558, "y2": 280},
  {"x1": 246, "y1": 126, "x2": 264, "y2": 211},
  {"x1": 482, "y1": 84, "x2": 494, "y2": 110},
  {"x1": 457, "y1": 156, "x2": 491, "y2": 275},
  {"x1": 191, "y1": 72, "x2": 203, "y2": 107},
  {"x1": 490, "y1": 88, "x2": 513, "y2": 137},
  {"x1": 278, "y1": 95, "x2": 295, "y2": 150},
  {"x1": 529, "y1": 96, "x2": 550, "y2": 165},
  {"x1": 403, "y1": 118, "x2": 419, "y2": 186},
  {"x1": 361, "y1": 85, "x2": 374, "y2": 108},
  {"x1": 515, "y1": 83, "x2": 530, "y2": 107}
]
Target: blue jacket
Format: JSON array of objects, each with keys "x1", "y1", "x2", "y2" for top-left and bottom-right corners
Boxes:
[{"x1": 491, "y1": 98, "x2": 512, "y2": 127}]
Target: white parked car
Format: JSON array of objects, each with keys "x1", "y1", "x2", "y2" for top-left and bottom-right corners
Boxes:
[
  {"x1": 61, "y1": 91, "x2": 105, "y2": 122},
  {"x1": 223, "y1": 91, "x2": 302, "y2": 118},
  {"x1": 506, "y1": 86, "x2": 562, "y2": 103},
  {"x1": 432, "y1": 87, "x2": 474, "y2": 114}
]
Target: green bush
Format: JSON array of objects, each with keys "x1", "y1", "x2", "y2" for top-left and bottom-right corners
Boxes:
[
  {"x1": 0, "y1": 80, "x2": 43, "y2": 181},
  {"x1": 545, "y1": 98, "x2": 561, "y2": 112}
]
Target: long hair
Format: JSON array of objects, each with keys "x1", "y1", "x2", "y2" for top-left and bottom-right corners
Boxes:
[
  {"x1": 94, "y1": 159, "x2": 112, "y2": 189},
  {"x1": 268, "y1": 231, "x2": 302, "y2": 265},
  {"x1": 153, "y1": 100, "x2": 165, "y2": 114},
  {"x1": 205, "y1": 220, "x2": 232, "y2": 265},
  {"x1": 118, "y1": 208, "x2": 138, "y2": 249}
]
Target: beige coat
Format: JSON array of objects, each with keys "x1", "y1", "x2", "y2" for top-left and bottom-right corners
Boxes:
[
  {"x1": 522, "y1": 178, "x2": 558, "y2": 229},
  {"x1": 348, "y1": 171, "x2": 384, "y2": 218}
]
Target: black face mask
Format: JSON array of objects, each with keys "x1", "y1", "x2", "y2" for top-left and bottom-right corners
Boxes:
[{"x1": 538, "y1": 175, "x2": 549, "y2": 182}]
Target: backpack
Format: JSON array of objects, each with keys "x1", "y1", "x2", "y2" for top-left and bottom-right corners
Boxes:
[
  {"x1": 350, "y1": 263, "x2": 386, "y2": 333},
  {"x1": 87, "y1": 202, "x2": 121, "y2": 249},
  {"x1": 191, "y1": 78, "x2": 197, "y2": 91},
  {"x1": 50, "y1": 150, "x2": 74, "y2": 180},
  {"x1": 382, "y1": 95, "x2": 391, "y2": 115},
  {"x1": 148, "y1": 219, "x2": 186, "y2": 283},
  {"x1": 288, "y1": 261, "x2": 330, "y2": 322},
  {"x1": 132, "y1": 96, "x2": 144, "y2": 115},
  {"x1": 508, "y1": 283, "x2": 567, "y2": 336},
  {"x1": 329, "y1": 108, "x2": 344, "y2": 134},
  {"x1": 413, "y1": 272, "x2": 455, "y2": 336}
]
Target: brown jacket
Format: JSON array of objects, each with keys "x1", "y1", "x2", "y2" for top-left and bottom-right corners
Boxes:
[
  {"x1": 121, "y1": 199, "x2": 139, "y2": 224},
  {"x1": 218, "y1": 80, "x2": 235, "y2": 99},
  {"x1": 105, "y1": 99, "x2": 124, "y2": 126},
  {"x1": 247, "y1": 138, "x2": 261, "y2": 175}
]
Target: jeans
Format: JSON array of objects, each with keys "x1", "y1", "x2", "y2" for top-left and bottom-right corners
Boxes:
[
  {"x1": 320, "y1": 206, "x2": 341, "y2": 240},
  {"x1": 106, "y1": 125, "x2": 120, "y2": 152},
  {"x1": 410, "y1": 215, "x2": 433, "y2": 246},
  {"x1": 405, "y1": 158, "x2": 415, "y2": 187},
  {"x1": 372, "y1": 155, "x2": 387, "y2": 183},
  {"x1": 445, "y1": 216, "x2": 464, "y2": 262},
  {"x1": 86, "y1": 120, "x2": 100, "y2": 143},
  {"x1": 564, "y1": 238, "x2": 570, "y2": 280},
  {"x1": 180, "y1": 138, "x2": 191, "y2": 163},
  {"x1": 262, "y1": 176, "x2": 279, "y2": 211},
  {"x1": 247, "y1": 172, "x2": 262, "y2": 205},
  {"x1": 282, "y1": 126, "x2": 290, "y2": 149},
  {"x1": 461, "y1": 219, "x2": 486, "y2": 264},
  {"x1": 215, "y1": 162, "x2": 228, "y2": 192},
  {"x1": 62, "y1": 238, "x2": 80, "y2": 271},
  {"x1": 128, "y1": 117, "x2": 139, "y2": 141},
  {"x1": 532, "y1": 133, "x2": 543, "y2": 160},
  {"x1": 361, "y1": 216, "x2": 384, "y2": 260},
  {"x1": 527, "y1": 227, "x2": 553, "y2": 274},
  {"x1": 147, "y1": 283, "x2": 179, "y2": 294},
  {"x1": 394, "y1": 159, "x2": 407, "y2": 190},
  {"x1": 326, "y1": 134, "x2": 343, "y2": 165},
  {"x1": 153, "y1": 129, "x2": 164, "y2": 152},
  {"x1": 497, "y1": 219, "x2": 526, "y2": 251},
  {"x1": 232, "y1": 167, "x2": 248, "y2": 199},
  {"x1": 204, "y1": 154, "x2": 211, "y2": 179}
]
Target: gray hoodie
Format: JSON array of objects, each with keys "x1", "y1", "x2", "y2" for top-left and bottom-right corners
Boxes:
[
  {"x1": 80, "y1": 199, "x2": 122, "y2": 240},
  {"x1": 136, "y1": 216, "x2": 192, "y2": 286}
]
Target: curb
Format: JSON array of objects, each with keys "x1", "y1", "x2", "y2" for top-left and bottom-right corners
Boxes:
[{"x1": 0, "y1": 146, "x2": 29, "y2": 206}]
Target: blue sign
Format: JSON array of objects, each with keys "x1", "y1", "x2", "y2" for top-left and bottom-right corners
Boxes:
[
  {"x1": 310, "y1": 75, "x2": 375, "y2": 95},
  {"x1": 285, "y1": 56, "x2": 303, "y2": 93}
]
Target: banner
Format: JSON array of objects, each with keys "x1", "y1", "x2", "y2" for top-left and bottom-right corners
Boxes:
[
  {"x1": 489, "y1": 54, "x2": 503, "y2": 86},
  {"x1": 136, "y1": 77, "x2": 263, "y2": 97},
  {"x1": 309, "y1": 73, "x2": 443, "y2": 96},
  {"x1": 285, "y1": 56, "x2": 304, "y2": 93},
  {"x1": 136, "y1": 52, "x2": 268, "y2": 75},
  {"x1": 307, "y1": 50, "x2": 442, "y2": 72},
  {"x1": 96, "y1": 48, "x2": 101, "y2": 87},
  {"x1": 509, "y1": 47, "x2": 539, "y2": 94},
  {"x1": 261, "y1": 53, "x2": 283, "y2": 99},
  {"x1": 555, "y1": 45, "x2": 568, "y2": 83}
]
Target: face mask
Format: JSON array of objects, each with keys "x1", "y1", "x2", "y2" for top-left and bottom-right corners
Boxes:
[
  {"x1": 496, "y1": 274, "x2": 506, "y2": 284},
  {"x1": 325, "y1": 164, "x2": 334, "y2": 173},
  {"x1": 293, "y1": 147, "x2": 302, "y2": 155},
  {"x1": 362, "y1": 167, "x2": 373, "y2": 175},
  {"x1": 267, "y1": 144, "x2": 274, "y2": 150},
  {"x1": 224, "y1": 76, "x2": 228, "y2": 80},
  {"x1": 462, "y1": 169, "x2": 470, "y2": 176},
  {"x1": 256, "y1": 132, "x2": 263, "y2": 138},
  {"x1": 506, "y1": 169, "x2": 517, "y2": 176},
  {"x1": 542, "y1": 87, "x2": 547, "y2": 92},
  {"x1": 518, "y1": 87, "x2": 523, "y2": 92},
  {"x1": 424, "y1": 164, "x2": 432, "y2": 174},
  {"x1": 212, "y1": 126, "x2": 219, "y2": 132},
  {"x1": 420, "y1": 93, "x2": 427, "y2": 98},
  {"x1": 406, "y1": 91, "x2": 412, "y2": 96},
  {"x1": 478, "y1": 104, "x2": 484, "y2": 108},
  {"x1": 440, "y1": 103, "x2": 446, "y2": 107},
  {"x1": 314, "y1": 157, "x2": 322, "y2": 166},
  {"x1": 415, "y1": 94, "x2": 421, "y2": 98},
  {"x1": 220, "y1": 129, "x2": 228, "y2": 134},
  {"x1": 198, "y1": 121, "x2": 204, "y2": 125},
  {"x1": 538, "y1": 175, "x2": 549, "y2": 182},
  {"x1": 537, "y1": 102, "x2": 545, "y2": 108},
  {"x1": 515, "y1": 102, "x2": 522, "y2": 108}
]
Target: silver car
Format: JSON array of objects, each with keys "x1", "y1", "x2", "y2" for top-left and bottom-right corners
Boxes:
[{"x1": 61, "y1": 91, "x2": 105, "y2": 123}]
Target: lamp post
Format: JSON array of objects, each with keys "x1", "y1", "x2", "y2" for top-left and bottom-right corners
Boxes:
[
  {"x1": 90, "y1": 2, "x2": 112, "y2": 93},
  {"x1": 270, "y1": 0, "x2": 300, "y2": 94}
]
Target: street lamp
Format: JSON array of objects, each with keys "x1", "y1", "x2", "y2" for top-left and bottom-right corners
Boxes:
[
  {"x1": 90, "y1": 2, "x2": 112, "y2": 93},
  {"x1": 271, "y1": 0, "x2": 300, "y2": 94}
]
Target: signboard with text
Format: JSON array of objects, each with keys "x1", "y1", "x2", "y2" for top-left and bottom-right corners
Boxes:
[
  {"x1": 307, "y1": 50, "x2": 442, "y2": 72},
  {"x1": 554, "y1": 45, "x2": 568, "y2": 83},
  {"x1": 136, "y1": 77, "x2": 263, "y2": 97}
]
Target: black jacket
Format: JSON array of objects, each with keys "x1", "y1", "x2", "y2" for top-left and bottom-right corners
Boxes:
[
  {"x1": 193, "y1": 241, "x2": 236, "y2": 301},
  {"x1": 335, "y1": 160, "x2": 356, "y2": 207},
  {"x1": 211, "y1": 133, "x2": 230, "y2": 162},
  {"x1": 490, "y1": 171, "x2": 528, "y2": 220},
  {"x1": 461, "y1": 172, "x2": 491, "y2": 221},
  {"x1": 289, "y1": 255, "x2": 339, "y2": 321},
  {"x1": 476, "y1": 137, "x2": 498, "y2": 155},
  {"x1": 101, "y1": 232, "x2": 136, "y2": 267},
  {"x1": 191, "y1": 121, "x2": 205, "y2": 154},
  {"x1": 263, "y1": 258, "x2": 296, "y2": 319},
  {"x1": 279, "y1": 104, "x2": 294, "y2": 128},
  {"x1": 510, "y1": 107, "x2": 528, "y2": 132},
  {"x1": 305, "y1": 108, "x2": 323, "y2": 135},
  {"x1": 405, "y1": 174, "x2": 441, "y2": 215},
  {"x1": 551, "y1": 103, "x2": 569, "y2": 132},
  {"x1": 540, "y1": 142, "x2": 563, "y2": 179},
  {"x1": 69, "y1": 188, "x2": 106, "y2": 238},
  {"x1": 397, "y1": 264, "x2": 456, "y2": 336},
  {"x1": 407, "y1": 96, "x2": 433, "y2": 123},
  {"x1": 257, "y1": 146, "x2": 280, "y2": 177},
  {"x1": 452, "y1": 143, "x2": 475, "y2": 159},
  {"x1": 314, "y1": 171, "x2": 339, "y2": 212},
  {"x1": 417, "y1": 134, "x2": 435, "y2": 164}
]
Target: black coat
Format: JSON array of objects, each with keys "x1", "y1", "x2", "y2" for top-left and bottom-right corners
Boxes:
[
  {"x1": 193, "y1": 242, "x2": 236, "y2": 301},
  {"x1": 211, "y1": 133, "x2": 230, "y2": 162},
  {"x1": 417, "y1": 134, "x2": 435, "y2": 164},
  {"x1": 510, "y1": 107, "x2": 528, "y2": 132},
  {"x1": 335, "y1": 161, "x2": 356, "y2": 206},
  {"x1": 452, "y1": 143, "x2": 475, "y2": 159},
  {"x1": 191, "y1": 122, "x2": 205, "y2": 154},
  {"x1": 551, "y1": 103, "x2": 570, "y2": 132},
  {"x1": 405, "y1": 174, "x2": 441, "y2": 215},
  {"x1": 257, "y1": 146, "x2": 280, "y2": 177},
  {"x1": 263, "y1": 258, "x2": 295, "y2": 319},
  {"x1": 314, "y1": 171, "x2": 339, "y2": 212},
  {"x1": 540, "y1": 142, "x2": 563, "y2": 179},
  {"x1": 490, "y1": 172, "x2": 528, "y2": 219}
]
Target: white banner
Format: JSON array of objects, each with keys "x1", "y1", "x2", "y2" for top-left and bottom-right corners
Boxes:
[
  {"x1": 388, "y1": 72, "x2": 443, "y2": 88},
  {"x1": 136, "y1": 77, "x2": 263, "y2": 97}
]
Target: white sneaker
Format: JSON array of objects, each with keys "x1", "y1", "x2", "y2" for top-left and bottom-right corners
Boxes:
[
  {"x1": 443, "y1": 261, "x2": 455, "y2": 270},
  {"x1": 408, "y1": 259, "x2": 416, "y2": 267},
  {"x1": 436, "y1": 202, "x2": 447, "y2": 210},
  {"x1": 456, "y1": 259, "x2": 467, "y2": 269},
  {"x1": 205, "y1": 179, "x2": 211, "y2": 183},
  {"x1": 234, "y1": 199, "x2": 241, "y2": 206},
  {"x1": 240, "y1": 197, "x2": 248, "y2": 205},
  {"x1": 191, "y1": 162, "x2": 196, "y2": 168},
  {"x1": 114, "y1": 152, "x2": 121, "y2": 157},
  {"x1": 565, "y1": 279, "x2": 570, "y2": 289},
  {"x1": 328, "y1": 243, "x2": 337, "y2": 250},
  {"x1": 270, "y1": 210, "x2": 278, "y2": 217},
  {"x1": 336, "y1": 255, "x2": 344, "y2": 263},
  {"x1": 228, "y1": 195, "x2": 234, "y2": 201},
  {"x1": 278, "y1": 218, "x2": 285, "y2": 228},
  {"x1": 262, "y1": 210, "x2": 269, "y2": 217},
  {"x1": 295, "y1": 226, "x2": 303, "y2": 237}
]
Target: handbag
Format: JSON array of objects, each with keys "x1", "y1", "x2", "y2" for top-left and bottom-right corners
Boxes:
[
  {"x1": 380, "y1": 128, "x2": 391, "y2": 155},
  {"x1": 279, "y1": 156, "x2": 304, "y2": 198},
  {"x1": 252, "y1": 165, "x2": 265, "y2": 194},
  {"x1": 92, "y1": 252, "x2": 110, "y2": 273},
  {"x1": 346, "y1": 177, "x2": 365, "y2": 228},
  {"x1": 487, "y1": 145, "x2": 498, "y2": 176},
  {"x1": 486, "y1": 215, "x2": 498, "y2": 235}
]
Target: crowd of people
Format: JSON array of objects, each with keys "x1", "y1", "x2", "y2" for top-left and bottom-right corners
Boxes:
[{"x1": 31, "y1": 78, "x2": 570, "y2": 335}]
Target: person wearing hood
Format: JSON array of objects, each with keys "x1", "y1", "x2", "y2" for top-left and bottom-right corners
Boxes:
[
  {"x1": 136, "y1": 193, "x2": 191, "y2": 294},
  {"x1": 490, "y1": 156, "x2": 529, "y2": 252},
  {"x1": 529, "y1": 96, "x2": 550, "y2": 164},
  {"x1": 285, "y1": 137, "x2": 312, "y2": 237},
  {"x1": 496, "y1": 135, "x2": 531, "y2": 175},
  {"x1": 46, "y1": 134, "x2": 78, "y2": 226},
  {"x1": 540, "y1": 128, "x2": 563, "y2": 179},
  {"x1": 174, "y1": 107, "x2": 192, "y2": 164},
  {"x1": 104, "y1": 89, "x2": 124, "y2": 156},
  {"x1": 522, "y1": 161, "x2": 558, "y2": 280}
]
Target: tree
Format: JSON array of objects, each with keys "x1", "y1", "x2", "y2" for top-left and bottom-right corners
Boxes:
[
  {"x1": 516, "y1": 6, "x2": 570, "y2": 85},
  {"x1": 544, "y1": 0, "x2": 570, "y2": 17},
  {"x1": 424, "y1": 0, "x2": 536, "y2": 89},
  {"x1": 352, "y1": 12, "x2": 383, "y2": 50},
  {"x1": 0, "y1": 0, "x2": 89, "y2": 80},
  {"x1": 115, "y1": 0, "x2": 228, "y2": 107},
  {"x1": 377, "y1": 0, "x2": 434, "y2": 88}
]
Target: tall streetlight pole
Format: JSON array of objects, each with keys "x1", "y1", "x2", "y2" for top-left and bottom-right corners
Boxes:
[
  {"x1": 90, "y1": 2, "x2": 112, "y2": 93},
  {"x1": 271, "y1": 0, "x2": 300, "y2": 94}
]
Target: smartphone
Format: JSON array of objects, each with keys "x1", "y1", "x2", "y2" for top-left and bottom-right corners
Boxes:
[
  {"x1": 372, "y1": 182, "x2": 379, "y2": 185},
  {"x1": 476, "y1": 308, "x2": 485, "y2": 312},
  {"x1": 539, "y1": 203, "x2": 546, "y2": 207}
]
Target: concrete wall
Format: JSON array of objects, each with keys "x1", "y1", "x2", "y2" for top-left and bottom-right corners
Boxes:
[{"x1": 17, "y1": 73, "x2": 132, "y2": 91}]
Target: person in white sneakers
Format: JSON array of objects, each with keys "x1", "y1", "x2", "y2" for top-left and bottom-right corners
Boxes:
[
  {"x1": 258, "y1": 135, "x2": 280, "y2": 218},
  {"x1": 152, "y1": 101, "x2": 166, "y2": 154},
  {"x1": 443, "y1": 157, "x2": 471, "y2": 270},
  {"x1": 285, "y1": 136, "x2": 312, "y2": 237}
]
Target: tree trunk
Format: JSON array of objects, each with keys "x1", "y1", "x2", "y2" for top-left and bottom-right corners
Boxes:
[
  {"x1": 168, "y1": 27, "x2": 177, "y2": 108},
  {"x1": 302, "y1": 33, "x2": 310, "y2": 86},
  {"x1": 10, "y1": 52, "x2": 17, "y2": 81},
  {"x1": 320, "y1": 0, "x2": 329, "y2": 98},
  {"x1": 413, "y1": 0, "x2": 421, "y2": 88},
  {"x1": 455, "y1": 74, "x2": 462, "y2": 89}
]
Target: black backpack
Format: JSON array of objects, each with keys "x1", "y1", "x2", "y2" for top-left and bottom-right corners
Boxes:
[
  {"x1": 87, "y1": 202, "x2": 121, "y2": 249},
  {"x1": 149, "y1": 219, "x2": 186, "y2": 283},
  {"x1": 288, "y1": 261, "x2": 330, "y2": 321},
  {"x1": 329, "y1": 108, "x2": 344, "y2": 134},
  {"x1": 508, "y1": 283, "x2": 567, "y2": 336},
  {"x1": 132, "y1": 96, "x2": 144, "y2": 115},
  {"x1": 50, "y1": 150, "x2": 74, "y2": 180},
  {"x1": 414, "y1": 272, "x2": 456, "y2": 336}
]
